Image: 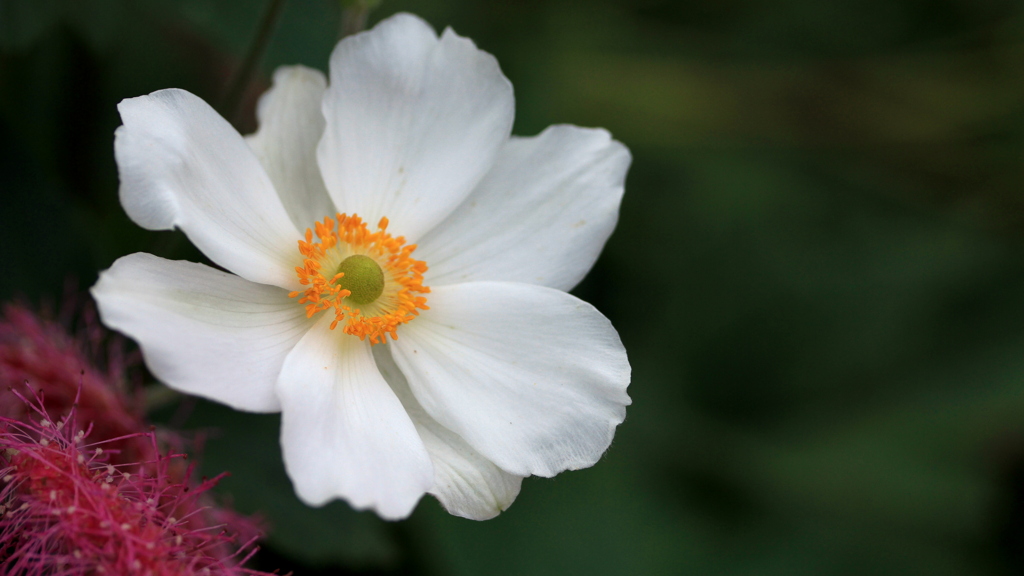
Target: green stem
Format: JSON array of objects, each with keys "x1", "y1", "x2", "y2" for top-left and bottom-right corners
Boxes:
[
  {"x1": 339, "y1": 0, "x2": 380, "y2": 39},
  {"x1": 339, "y1": 6, "x2": 367, "y2": 38},
  {"x1": 220, "y1": 0, "x2": 288, "y2": 125}
]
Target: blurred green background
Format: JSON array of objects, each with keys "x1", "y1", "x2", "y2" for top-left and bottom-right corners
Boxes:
[{"x1": 4, "y1": 0, "x2": 1024, "y2": 574}]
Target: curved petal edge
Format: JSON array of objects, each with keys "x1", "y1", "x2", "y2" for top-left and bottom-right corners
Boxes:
[
  {"x1": 391, "y1": 282, "x2": 631, "y2": 478},
  {"x1": 277, "y1": 319, "x2": 434, "y2": 519},
  {"x1": 318, "y1": 12, "x2": 515, "y2": 241},
  {"x1": 373, "y1": 344, "x2": 522, "y2": 520},
  {"x1": 246, "y1": 65, "x2": 336, "y2": 231},
  {"x1": 115, "y1": 89, "x2": 301, "y2": 289},
  {"x1": 91, "y1": 253, "x2": 312, "y2": 413},
  {"x1": 420, "y1": 124, "x2": 630, "y2": 291}
]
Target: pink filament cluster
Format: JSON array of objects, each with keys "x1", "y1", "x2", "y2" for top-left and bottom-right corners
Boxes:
[
  {"x1": 0, "y1": 302, "x2": 153, "y2": 469},
  {"x1": 0, "y1": 390, "x2": 270, "y2": 575},
  {"x1": 0, "y1": 301, "x2": 276, "y2": 575}
]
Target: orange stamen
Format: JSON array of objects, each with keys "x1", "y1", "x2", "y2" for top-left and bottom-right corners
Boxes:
[{"x1": 291, "y1": 213, "x2": 430, "y2": 344}]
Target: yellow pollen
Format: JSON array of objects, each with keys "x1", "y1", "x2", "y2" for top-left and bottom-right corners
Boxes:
[{"x1": 291, "y1": 214, "x2": 430, "y2": 344}]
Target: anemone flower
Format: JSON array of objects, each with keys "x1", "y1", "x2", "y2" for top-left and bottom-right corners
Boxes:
[{"x1": 92, "y1": 13, "x2": 632, "y2": 520}]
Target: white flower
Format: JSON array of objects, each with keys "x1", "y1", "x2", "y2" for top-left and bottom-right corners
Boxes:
[{"x1": 91, "y1": 13, "x2": 631, "y2": 520}]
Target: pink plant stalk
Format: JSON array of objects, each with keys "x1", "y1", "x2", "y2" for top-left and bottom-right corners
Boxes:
[{"x1": 0, "y1": 388, "x2": 273, "y2": 575}]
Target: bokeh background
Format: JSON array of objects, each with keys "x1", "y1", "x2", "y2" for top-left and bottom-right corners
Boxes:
[{"x1": 4, "y1": 0, "x2": 1024, "y2": 573}]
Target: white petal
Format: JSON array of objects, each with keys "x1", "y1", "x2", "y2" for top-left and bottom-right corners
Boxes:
[
  {"x1": 391, "y1": 282, "x2": 631, "y2": 478},
  {"x1": 246, "y1": 66, "x2": 336, "y2": 232},
  {"x1": 277, "y1": 318, "x2": 433, "y2": 519},
  {"x1": 318, "y1": 13, "x2": 514, "y2": 240},
  {"x1": 115, "y1": 89, "x2": 301, "y2": 289},
  {"x1": 372, "y1": 344, "x2": 522, "y2": 520},
  {"x1": 91, "y1": 253, "x2": 312, "y2": 412},
  {"x1": 419, "y1": 125, "x2": 630, "y2": 291}
]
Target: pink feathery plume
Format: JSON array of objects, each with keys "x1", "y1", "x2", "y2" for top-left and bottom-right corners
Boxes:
[
  {"x1": 0, "y1": 300, "x2": 154, "y2": 469},
  {"x1": 0, "y1": 388, "x2": 274, "y2": 575},
  {"x1": 0, "y1": 299, "x2": 278, "y2": 574}
]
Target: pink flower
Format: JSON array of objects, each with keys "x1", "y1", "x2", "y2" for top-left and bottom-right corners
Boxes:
[
  {"x1": 0, "y1": 301, "x2": 153, "y2": 468},
  {"x1": 0, "y1": 389, "x2": 272, "y2": 576},
  {"x1": 0, "y1": 301, "x2": 274, "y2": 574}
]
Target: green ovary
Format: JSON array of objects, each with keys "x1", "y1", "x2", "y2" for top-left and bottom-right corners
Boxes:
[{"x1": 337, "y1": 255, "x2": 385, "y2": 305}]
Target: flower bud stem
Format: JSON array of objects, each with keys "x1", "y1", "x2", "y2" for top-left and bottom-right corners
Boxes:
[{"x1": 221, "y1": 0, "x2": 288, "y2": 126}]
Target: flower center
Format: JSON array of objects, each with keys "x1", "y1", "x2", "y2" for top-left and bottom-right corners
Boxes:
[
  {"x1": 336, "y1": 255, "x2": 384, "y2": 305},
  {"x1": 290, "y1": 214, "x2": 429, "y2": 344}
]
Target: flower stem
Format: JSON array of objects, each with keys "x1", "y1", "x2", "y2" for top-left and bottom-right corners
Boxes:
[
  {"x1": 221, "y1": 0, "x2": 288, "y2": 125},
  {"x1": 339, "y1": 0, "x2": 381, "y2": 39}
]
